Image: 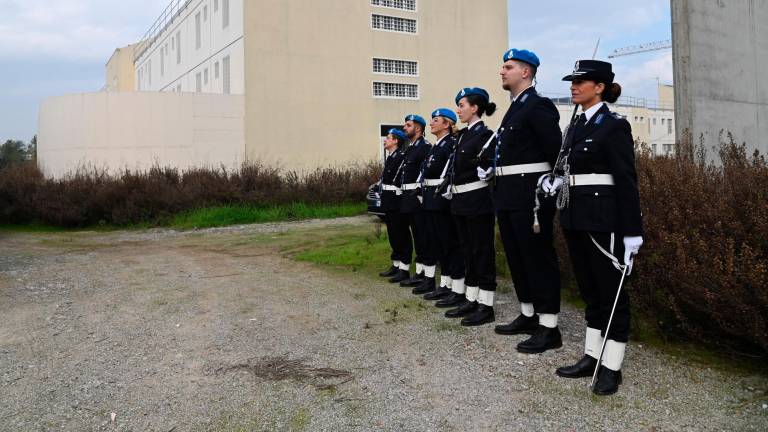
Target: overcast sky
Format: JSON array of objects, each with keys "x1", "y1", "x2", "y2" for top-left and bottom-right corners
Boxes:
[{"x1": 0, "y1": 0, "x2": 672, "y2": 142}]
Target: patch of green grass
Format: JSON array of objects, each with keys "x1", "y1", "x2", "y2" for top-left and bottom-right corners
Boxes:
[
  {"x1": 290, "y1": 408, "x2": 311, "y2": 431},
  {"x1": 379, "y1": 298, "x2": 431, "y2": 324},
  {"x1": 171, "y1": 202, "x2": 366, "y2": 229},
  {"x1": 292, "y1": 224, "x2": 392, "y2": 274}
]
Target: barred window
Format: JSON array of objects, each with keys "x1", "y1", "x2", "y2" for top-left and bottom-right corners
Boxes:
[
  {"x1": 373, "y1": 82, "x2": 419, "y2": 99},
  {"x1": 373, "y1": 58, "x2": 418, "y2": 76},
  {"x1": 371, "y1": 14, "x2": 417, "y2": 33},
  {"x1": 371, "y1": 0, "x2": 416, "y2": 11}
]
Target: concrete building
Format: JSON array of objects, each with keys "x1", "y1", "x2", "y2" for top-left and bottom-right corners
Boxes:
[
  {"x1": 104, "y1": 43, "x2": 139, "y2": 92},
  {"x1": 551, "y1": 84, "x2": 676, "y2": 156},
  {"x1": 672, "y1": 0, "x2": 768, "y2": 157},
  {"x1": 38, "y1": 0, "x2": 508, "y2": 177}
]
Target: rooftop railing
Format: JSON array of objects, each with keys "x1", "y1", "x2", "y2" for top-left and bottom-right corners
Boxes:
[
  {"x1": 133, "y1": 0, "x2": 193, "y2": 63},
  {"x1": 540, "y1": 92, "x2": 675, "y2": 111}
]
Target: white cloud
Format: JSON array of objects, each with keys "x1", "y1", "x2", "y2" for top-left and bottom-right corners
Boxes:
[{"x1": 0, "y1": 0, "x2": 162, "y2": 61}]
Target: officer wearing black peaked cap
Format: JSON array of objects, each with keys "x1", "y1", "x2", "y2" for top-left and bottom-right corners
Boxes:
[
  {"x1": 543, "y1": 60, "x2": 644, "y2": 396},
  {"x1": 490, "y1": 48, "x2": 564, "y2": 355}
]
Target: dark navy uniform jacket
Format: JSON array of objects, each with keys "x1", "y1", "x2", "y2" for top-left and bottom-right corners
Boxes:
[
  {"x1": 380, "y1": 147, "x2": 405, "y2": 213},
  {"x1": 559, "y1": 103, "x2": 644, "y2": 237},
  {"x1": 421, "y1": 134, "x2": 456, "y2": 212},
  {"x1": 493, "y1": 87, "x2": 562, "y2": 211},
  {"x1": 400, "y1": 136, "x2": 430, "y2": 214},
  {"x1": 450, "y1": 121, "x2": 495, "y2": 216}
]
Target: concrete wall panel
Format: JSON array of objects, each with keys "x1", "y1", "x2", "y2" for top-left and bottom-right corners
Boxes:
[
  {"x1": 672, "y1": 0, "x2": 768, "y2": 155},
  {"x1": 38, "y1": 92, "x2": 245, "y2": 178}
]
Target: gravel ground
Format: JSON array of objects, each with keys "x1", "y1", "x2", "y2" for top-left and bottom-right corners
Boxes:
[{"x1": 1, "y1": 216, "x2": 766, "y2": 431}]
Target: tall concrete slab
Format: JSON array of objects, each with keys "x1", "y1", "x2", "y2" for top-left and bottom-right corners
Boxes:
[{"x1": 672, "y1": 0, "x2": 768, "y2": 157}]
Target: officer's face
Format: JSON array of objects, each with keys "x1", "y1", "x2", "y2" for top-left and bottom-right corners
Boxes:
[
  {"x1": 500, "y1": 60, "x2": 525, "y2": 91},
  {"x1": 384, "y1": 135, "x2": 398, "y2": 151},
  {"x1": 571, "y1": 79, "x2": 605, "y2": 106},
  {"x1": 430, "y1": 117, "x2": 448, "y2": 136},
  {"x1": 403, "y1": 121, "x2": 419, "y2": 138},
  {"x1": 455, "y1": 98, "x2": 478, "y2": 124}
]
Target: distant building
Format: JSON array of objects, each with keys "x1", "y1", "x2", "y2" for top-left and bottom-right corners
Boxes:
[
  {"x1": 104, "y1": 43, "x2": 140, "y2": 92},
  {"x1": 39, "y1": 0, "x2": 509, "y2": 177},
  {"x1": 550, "y1": 84, "x2": 676, "y2": 156}
]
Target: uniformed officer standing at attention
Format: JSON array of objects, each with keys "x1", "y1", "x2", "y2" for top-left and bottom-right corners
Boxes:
[
  {"x1": 398, "y1": 115, "x2": 433, "y2": 288},
  {"x1": 414, "y1": 108, "x2": 466, "y2": 300},
  {"x1": 490, "y1": 49, "x2": 564, "y2": 354},
  {"x1": 544, "y1": 60, "x2": 643, "y2": 396},
  {"x1": 378, "y1": 129, "x2": 413, "y2": 283},
  {"x1": 435, "y1": 88, "x2": 498, "y2": 327}
]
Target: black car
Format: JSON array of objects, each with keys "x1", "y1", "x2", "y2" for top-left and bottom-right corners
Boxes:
[{"x1": 366, "y1": 183, "x2": 385, "y2": 217}]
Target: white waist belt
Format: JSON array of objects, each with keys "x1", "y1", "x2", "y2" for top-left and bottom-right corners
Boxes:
[
  {"x1": 423, "y1": 179, "x2": 442, "y2": 187},
  {"x1": 401, "y1": 183, "x2": 420, "y2": 191},
  {"x1": 381, "y1": 184, "x2": 401, "y2": 192},
  {"x1": 495, "y1": 162, "x2": 552, "y2": 176},
  {"x1": 569, "y1": 174, "x2": 614, "y2": 186},
  {"x1": 450, "y1": 180, "x2": 488, "y2": 194}
]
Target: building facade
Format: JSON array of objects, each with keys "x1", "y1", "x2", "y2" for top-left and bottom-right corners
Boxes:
[
  {"x1": 128, "y1": 0, "x2": 508, "y2": 167},
  {"x1": 39, "y1": 0, "x2": 514, "y2": 175}
]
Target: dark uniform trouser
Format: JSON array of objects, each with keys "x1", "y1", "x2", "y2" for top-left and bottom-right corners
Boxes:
[
  {"x1": 454, "y1": 213, "x2": 496, "y2": 291},
  {"x1": 497, "y1": 200, "x2": 561, "y2": 313},
  {"x1": 426, "y1": 211, "x2": 465, "y2": 279},
  {"x1": 564, "y1": 230, "x2": 630, "y2": 343},
  {"x1": 385, "y1": 212, "x2": 412, "y2": 265},
  {"x1": 406, "y1": 211, "x2": 434, "y2": 267}
]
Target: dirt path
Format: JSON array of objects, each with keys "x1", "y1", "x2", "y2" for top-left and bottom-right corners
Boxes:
[{"x1": 1, "y1": 216, "x2": 766, "y2": 431}]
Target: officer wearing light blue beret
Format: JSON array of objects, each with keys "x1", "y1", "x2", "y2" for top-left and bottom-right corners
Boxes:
[
  {"x1": 396, "y1": 114, "x2": 433, "y2": 286},
  {"x1": 491, "y1": 48, "x2": 564, "y2": 356},
  {"x1": 436, "y1": 87, "x2": 498, "y2": 328},
  {"x1": 378, "y1": 128, "x2": 413, "y2": 282},
  {"x1": 414, "y1": 108, "x2": 466, "y2": 300}
]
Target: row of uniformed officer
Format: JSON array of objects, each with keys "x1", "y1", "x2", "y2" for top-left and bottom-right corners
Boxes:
[{"x1": 376, "y1": 52, "x2": 643, "y2": 396}]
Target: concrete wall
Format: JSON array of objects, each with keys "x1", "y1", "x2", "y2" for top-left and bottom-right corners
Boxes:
[
  {"x1": 672, "y1": 0, "x2": 768, "y2": 156},
  {"x1": 105, "y1": 43, "x2": 138, "y2": 92},
  {"x1": 242, "y1": 0, "x2": 508, "y2": 167},
  {"x1": 38, "y1": 92, "x2": 245, "y2": 178}
]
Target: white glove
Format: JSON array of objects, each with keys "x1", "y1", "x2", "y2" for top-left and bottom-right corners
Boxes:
[
  {"x1": 441, "y1": 190, "x2": 453, "y2": 200},
  {"x1": 537, "y1": 174, "x2": 563, "y2": 196},
  {"x1": 477, "y1": 166, "x2": 494, "y2": 181},
  {"x1": 623, "y1": 236, "x2": 643, "y2": 275},
  {"x1": 417, "y1": 195, "x2": 423, "y2": 204}
]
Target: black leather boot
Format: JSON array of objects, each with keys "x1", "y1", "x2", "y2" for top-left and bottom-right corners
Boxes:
[
  {"x1": 555, "y1": 355, "x2": 598, "y2": 379},
  {"x1": 592, "y1": 367, "x2": 623, "y2": 396},
  {"x1": 423, "y1": 286, "x2": 452, "y2": 301},
  {"x1": 434, "y1": 292, "x2": 466, "y2": 308},
  {"x1": 460, "y1": 305, "x2": 495, "y2": 326},
  {"x1": 399, "y1": 272, "x2": 424, "y2": 287},
  {"x1": 494, "y1": 314, "x2": 539, "y2": 335},
  {"x1": 411, "y1": 277, "x2": 435, "y2": 295},
  {"x1": 516, "y1": 325, "x2": 563, "y2": 354},
  {"x1": 445, "y1": 300, "x2": 477, "y2": 318},
  {"x1": 388, "y1": 269, "x2": 410, "y2": 283},
  {"x1": 378, "y1": 265, "x2": 398, "y2": 277}
]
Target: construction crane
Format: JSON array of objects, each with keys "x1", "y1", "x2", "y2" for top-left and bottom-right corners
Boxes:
[{"x1": 608, "y1": 39, "x2": 672, "y2": 58}]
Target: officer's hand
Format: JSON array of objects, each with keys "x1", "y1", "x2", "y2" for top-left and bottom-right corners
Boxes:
[
  {"x1": 622, "y1": 236, "x2": 643, "y2": 275},
  {"x1": 477, "y1": 166, "x2": 494, "y2": 181},
  {"x1": 538, "y1": 174, "x2": 563, "y2": 196},
  {"x1": 417, "y1": 195, "x2": 423, "y2": 204},
  {"x1": 441, "y1": 190, "x2": 453, "y2": 200}
]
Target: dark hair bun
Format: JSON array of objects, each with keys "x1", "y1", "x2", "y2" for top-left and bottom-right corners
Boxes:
[
  {"x1": 485, "y1": 102, "x2": 497, "y2": 116},
  {"x1": 603, "y1": 82, "x2": 622, "y2": 103}
]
